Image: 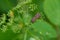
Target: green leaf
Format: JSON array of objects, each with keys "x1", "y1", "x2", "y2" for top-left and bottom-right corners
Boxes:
[
  {"x1": 28, "y1": 28, "x2": 43, "y2": 40},
  {"x1": 0, "y1": 30, "x2": 17, "y2": 40},
  {"x1": 30, "y1": 20, "x2": 57, "y2": 38},
  {"x1": 44, "y1": 0, "x2": 60, "y2": 25},
  {"x1": 0, "y1": 0, "x2": 17, "y2": 11}
]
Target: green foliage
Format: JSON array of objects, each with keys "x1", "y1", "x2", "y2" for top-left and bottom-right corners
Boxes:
[
  {"x1": 31, "y1": 20, "x2": 57, "y2": 38},
  {"x1": 0, "y1": 0, "x2": 60, "y2": 40},
  {"x1": 44, "y1": 0, "x2": 60, "y2": 25},
  {"x1": 0, "y1": 0, "x2": 17, "y2": 11}
]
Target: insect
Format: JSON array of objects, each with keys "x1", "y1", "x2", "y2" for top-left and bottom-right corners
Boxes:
[{"x1": 31, "y1": 13, "x2": 41, "y2": 23}]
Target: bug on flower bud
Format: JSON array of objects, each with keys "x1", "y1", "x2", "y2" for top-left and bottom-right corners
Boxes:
[{"x1": 31, "y1": 13, "x2": 41, "y2": 23}]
